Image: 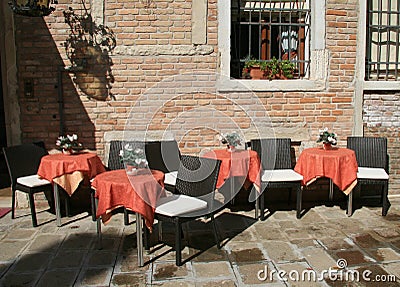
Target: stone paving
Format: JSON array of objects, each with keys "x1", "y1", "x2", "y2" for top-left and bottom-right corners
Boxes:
[{"x1": 0, "y1": 196, "x2": 400, "y2": 287}]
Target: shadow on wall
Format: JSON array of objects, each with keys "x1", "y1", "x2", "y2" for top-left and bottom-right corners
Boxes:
[
  {"x1": 14, "y1": 11, "x2": 96, "y2": 148},
  {"x1": 63, "y1": 4, "x2": 116, "y2": 101}
]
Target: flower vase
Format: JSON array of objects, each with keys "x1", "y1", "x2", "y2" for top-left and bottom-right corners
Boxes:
[
  {"x1": 62, "y1": 148, "x2": 72, "y2": 155},
  {"x1": 227, "y1": 145, "x2": 236, "y2": 152},
  {"x1": 126, "y1": 165, "x2": 138, "y2": 175},
  {"x1": 323, "y1": 143, "x2": 332, "y2": 150}
]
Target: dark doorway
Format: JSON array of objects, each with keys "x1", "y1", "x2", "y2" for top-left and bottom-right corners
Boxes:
[{"x1": 0, "y1": 57, "x2": 10, "y2": 188}]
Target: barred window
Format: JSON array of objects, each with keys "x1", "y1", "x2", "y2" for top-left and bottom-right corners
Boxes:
[
  {"x1": 231, "y1": 0, "x2": 311, "y2": 80},
  {"x1": 366, "y1": 0, "x2": 400, "y2": 81}
]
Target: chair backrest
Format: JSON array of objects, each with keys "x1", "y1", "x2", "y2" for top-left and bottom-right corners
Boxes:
[
  {"x1": 145, "y1": 140, "x2": 181, "y2": 173},
  {"x1": 347, "y1": 137, "x2": 388, "y2": 171},
  {"x1": 108, "y1": 140, "x2": 124, "y2": 170},
  {"x1": 2, "y1": 143, "x2": 48, "y2": 187},
  {"x1": 175, "y1": 155, "x2": 221, "y2": 198},
  {"x1": 251, "y1": 138, "x2": 292, "y2": 170}
]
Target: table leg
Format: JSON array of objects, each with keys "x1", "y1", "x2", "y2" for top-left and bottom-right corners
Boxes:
[
  {"x1": 347, "y1": 191, "x2": 353, "y2": 217},
  {"x1": 95, "y1": 198, "x2": 102, "y2": 249},
  {"x1": 255, "y1": 197, "x2": 259, "y2": 219},
  {"x1": 54, "y1": 183, "x2": 62, "y2": 227},
  {"x1": 136, "y1": 213, "x2": 144, "y2": 267},
  {"x1": 329, "y1": 179, "x2": 334, "y2": 201}
]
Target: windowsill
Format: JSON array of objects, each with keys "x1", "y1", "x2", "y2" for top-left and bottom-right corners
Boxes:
[
  {"x1": 217, "y1": 78, "x2": 326, "y2": 92},
  {"x1": 363, "y1": 81, "x2": 400, "y2": 91}
]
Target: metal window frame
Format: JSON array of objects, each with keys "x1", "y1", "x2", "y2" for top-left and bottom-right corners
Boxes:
[
  {"x1": 366, "y1": 0, "x2": 400, "y2": 81},
  {"x1": 231, "y1": 0, "x2": 311, "y2": 79}
]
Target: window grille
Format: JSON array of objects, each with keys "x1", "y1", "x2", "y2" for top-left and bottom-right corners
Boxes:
[
  {"x1": 366, "y1": 0, "x2": 400, "y2": 81},
  {"x1": 231, "y1": 0, "x2": 311, "y2": 79}
]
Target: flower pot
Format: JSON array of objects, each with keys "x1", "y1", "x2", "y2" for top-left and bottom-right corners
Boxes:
[
  {"x1": 227, "y1": 145, "x2": 236, "y2": 152},
  {"x1": 62, "y1": 148, "x2": 72, "y2": 155},
  {"x1": 249, "y1": 67, "x2": 265, "y2": 80},
  {"x1": 323, "y1": 143, "x2": 332, "y2": 150}
]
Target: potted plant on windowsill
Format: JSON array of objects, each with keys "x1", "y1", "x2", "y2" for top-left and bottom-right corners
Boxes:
[
  {"x1": 242, "y1": 56, "x2": 296, "y2": 80},
  {"x1": 242, "y1": 57, "x2": 267, "y2": 80},
  {"x1": 264, "y1": 57, "x2": 296, "y2": 80}
]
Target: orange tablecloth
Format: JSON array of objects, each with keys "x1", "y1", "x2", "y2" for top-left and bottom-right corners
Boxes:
[
  {"x1": 294, "y1": 147, "x2": 358, "y2": 195},
  {"x1": 92, "y1": 169, "x2": 165, "y2": 229},
  {"x1": 38, "y1": 152, "x2": 106, "y2": 195},
  {"x1": 203, "y1": 149, "x2": 261, "y2": 192}
]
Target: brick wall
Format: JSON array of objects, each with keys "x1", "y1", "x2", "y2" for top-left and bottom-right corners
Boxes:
[
  {"x1": 364, "y1": 92, "x2": 400, "y2": 194},
  {"x1": 10, "y1": 0, "x2": 399, "y2": 196}
]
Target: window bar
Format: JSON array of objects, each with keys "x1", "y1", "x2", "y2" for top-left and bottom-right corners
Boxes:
[
  {"x1": 385, "y1": 0, "x2": 391, "y2": 80},
  {"x1": 258, "y1": 0, "x2": 262, "y2": 61},
  {"x1": 269, "y1": 0, "x2": 272, "y2": 61},
  {"x1": 237, "y1": 3, "x2": 241, "y2": 78},
  {"x1": 396, "y1": 0, "x2": 400, "y2": 79},
  {"x1": 377, "y1": 0, "x2": 382, "y2": 80},
  {"x1": 248, "y1": 4, "x2": 252, "y2": 64},
  {"x1": 366, "y1": 0, "x2": 372, "y2": 80},
  {"x1": 278, "y1": 2, "x2": 282, "y2": 60}
]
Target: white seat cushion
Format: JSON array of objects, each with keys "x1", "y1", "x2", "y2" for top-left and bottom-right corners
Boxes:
[
  {"x1": 357, "y1": 167, "x2": 389, "y2": 180},
  {"x1": 261, "y1": 169, "x2": 303, "y2": 182},
  {"x1": 155, "y1": 194, "x2": 207, "y2": 217},
  {"x1": 164, "y1": 171, "x2": 178, "y2": 186},
  {"x1": 17, "y1": 174, "x2": 51, "y2": 187}
]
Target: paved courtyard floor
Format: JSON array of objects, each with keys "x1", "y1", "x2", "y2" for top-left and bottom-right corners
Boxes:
[{"x1": 0, "y1": 191, "x2": 400, "y2": 286}]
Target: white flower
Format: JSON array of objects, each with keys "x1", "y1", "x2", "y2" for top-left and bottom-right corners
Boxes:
[
  {"x1": 72, "y1": 134, "x2": 78, "y2": 140},
  {"x1": 67, "y1": 134, "x2": 74, "y2": 142},
  {"x1": 134, "y1": 148, "x2": 143, "y2": 154},
  {"x1": 124, "y1": 144, "x2": 132, "y2": 151},
  {"x1": 119, "y1": 150, "x2": 124, "y2": 157}
]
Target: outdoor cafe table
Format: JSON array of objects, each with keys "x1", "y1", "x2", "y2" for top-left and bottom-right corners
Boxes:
[
  {"x1": 37, "y1": 152, "x2": 106, "y2": 226},
  {"x1": 91, "y1": 169, "x2": 165, "y2": 266},
  {"x1": 294, "y1": 147, "x2": 358, "y2": 206},
  {"x1": 203, "y1": 149, "x2": 261, "y2": 215}
]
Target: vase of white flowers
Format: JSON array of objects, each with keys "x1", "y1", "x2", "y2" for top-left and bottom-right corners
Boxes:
[
  {"x1": 219, "y1": 131, "x2": 243, "y2": 152},
  {"x1": 119, "y1": 144, "x2": 148, "y2": 174},
  {"x1": 56, "y1": 134, "x2": 83, "y2": 154},
  {"x1": 316, "y1": 128, "x2": 337, "y2": 150}
]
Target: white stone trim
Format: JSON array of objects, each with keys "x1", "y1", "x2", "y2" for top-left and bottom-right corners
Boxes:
[
  {"x1": 90, "y1": 0, "x2": 104, "y2": 25},
  {"x1": 192, "y1": 0, "x2": 208, "y2": 45},
  {"x1": 113, "y1": 45, "x2": 214, "y2": 56}
]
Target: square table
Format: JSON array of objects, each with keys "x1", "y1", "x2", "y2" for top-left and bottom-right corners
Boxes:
[
  {"x1": 91, "y1": 169, "x2": 165, "y2": 266},
  {"x1": 202, "y1": 148, "x2": 261, "y2": 216},
  {"x1": 294, "y1": 147, "x2": 358, "y2": 215},
  {"x1": 37, "y1": 152, "x2": 106, "y2": 226}
]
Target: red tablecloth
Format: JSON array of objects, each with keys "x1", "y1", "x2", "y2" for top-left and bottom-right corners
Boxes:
[
  {"x1": 38, "y1": 152, "x2": 106, "y2": 195},
  {"x1": 294, "y1": 147, "x2": 358, "y2": 195},
  {"x1": 203, "y1": 149, "x2": 261, "y2": 191},
  {"x1": 92, "y1": 169, "x2": 165, "y2": 230}
]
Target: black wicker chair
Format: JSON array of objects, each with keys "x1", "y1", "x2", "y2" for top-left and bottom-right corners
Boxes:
[
  {"x1": 107, "y1": 140, "x2": 125, "y2": 170},
  {"x1": 145, "y1": 140, "x2": 181, "y2": 192},
  {"x1": 3, "y1": 143, "x2": 53, "y2": 227},
  {"x1": 251, "y1": 138, "x2": 303, "y2": 220},
  {"x1": 154, "y1": 155, "x2": 222, "y2": 266},
  {"x1": 346, "y1": 137, "x2": 390, "y2": 216}
]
